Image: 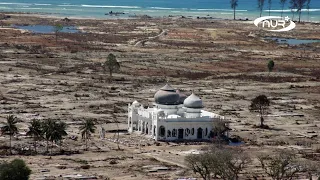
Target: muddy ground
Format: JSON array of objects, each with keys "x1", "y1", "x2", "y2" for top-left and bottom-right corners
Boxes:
[{"x1": 0, "y1": 13, "x2": 320, "y2": 179}]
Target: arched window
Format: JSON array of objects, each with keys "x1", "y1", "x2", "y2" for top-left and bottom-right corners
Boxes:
[
  {"x1": 185, "y1": 128, "x2": 190, "y2": 136},
  {"x1": 191, "y1": 128, "x2": 194, "y2": 135},
  {"x1": 167, "y1": 130, "x2": 171, "y2": 137},
  {"x1": 172, "y1": 129, "x2": 177, "y2": 137},
  {"x1": 159, "y1": 126, "x2": 165, "y2": 137}
]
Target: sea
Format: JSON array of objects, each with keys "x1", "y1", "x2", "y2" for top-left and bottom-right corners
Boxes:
[{"x1": 0, "y1": 0, "x2": 319, "y2": 22}]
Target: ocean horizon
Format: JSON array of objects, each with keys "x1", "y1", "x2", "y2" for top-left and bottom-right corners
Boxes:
[{"x1": 0, "y1": 0, "x2": 319, "y2": 21}]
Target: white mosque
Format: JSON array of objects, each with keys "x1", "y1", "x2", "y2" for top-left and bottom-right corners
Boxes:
[{"x1": 127, "y1": 84, "x2": 225, "y2": 141}]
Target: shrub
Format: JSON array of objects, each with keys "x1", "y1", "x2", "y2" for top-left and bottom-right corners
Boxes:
[{"x1": 0, "y1": 159, "x2": 31, "y2": 180}]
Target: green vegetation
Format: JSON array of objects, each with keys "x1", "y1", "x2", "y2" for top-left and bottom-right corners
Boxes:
[
  {"x1": 306, "y1": 0, "x2": 311, "y2": 21},
  {"x1": 104, "y1": 53, "x2": 120, "y2": 77},
  {"x1": 268, "y1": 0, "x2": 272, "y2": 16},
  {"x1": 230, "y1": 0, "x2": 238, "y2": 20},
  {"x1": 42, "y1": 119, "x2": 67, "y2": 154},
  {"x1": 268, "y1": 60, "x2": 275, "y2": 73},
  {"x1": 0, "y1": 115, "x2": 19, "y2": 154},
  {"x1": 0, "y1": 159, "x2": 31, "y2": 180},
  {"x1": 53, "y1": 24, "x2": 63, "y2": 42},
  {"x1": 26, "y1": 119, "x2": 42, "y2": 153},
  {"x1": 250, "y1": 95, "x2": 270, "y2": 128},
  {"x1": 79, "y1": 119, "x2": 96, "y2": 151},
  {"x1": 289, "y1": 0, "x2": 308, "y2": 22},
  {"x1": 258, "y1": 0, "x2": 265, "y2": 17},
  {"x1": 280, "y1": 0, "x2": 287, "y2": 17}
]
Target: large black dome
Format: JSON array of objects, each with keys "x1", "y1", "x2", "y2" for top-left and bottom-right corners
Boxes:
[{"x1": 154, "y1": 84, "x2": 179, "y2": 105}]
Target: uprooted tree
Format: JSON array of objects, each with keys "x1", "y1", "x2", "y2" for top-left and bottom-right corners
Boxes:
[{"x1": 249, "y1": 95, "x2": 270, "y2": 128}]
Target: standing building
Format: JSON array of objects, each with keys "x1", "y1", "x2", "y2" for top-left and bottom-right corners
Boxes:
[{"x1": 127, "y1": 84, "x2": 224, "y2": 141}]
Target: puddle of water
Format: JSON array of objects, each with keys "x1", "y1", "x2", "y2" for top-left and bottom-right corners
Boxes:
[
  {"x1": 265, "y1": 37, "x2": 320, "y2": 46},
  {"x1": 13, "y1": 25, "x2": 79, "y2": 34},
  {"x1": 229, "y1": 141, "x2": 244, "y2": 146}
]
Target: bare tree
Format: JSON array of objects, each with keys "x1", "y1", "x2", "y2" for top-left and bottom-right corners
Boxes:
[
  {"x1": 186, "y1": 146, "x2": 250, "y2": 180},
  {"x1": 300, "y1": 160, "x2": 320, "y2": 180},
  {"x1": 212, "y1": 118, "x2": 230, "y2": 146},
  {"x1": 258, "y1": 0, "x2": 266, "y2": 17},
  {"x1": 210, "y1": 146, "x2": 250, "y2": 180},
  {"x1": 258, "y1": 151, "x2": 303, "y2": 180},
  {"x1": 185, "y1": 153, "x2": 213, "y2": 180},
  {"x1": 249, "y1": 95, "x2": 270, "y2": 128},
  {"x1": 280, "y1": 0, "x2": 287, "y2": 17}
]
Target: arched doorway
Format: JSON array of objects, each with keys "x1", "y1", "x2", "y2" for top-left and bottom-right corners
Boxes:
[
  {"x1": 159, "y1": 126, "x2": 165, "y2": 137},
  {"x1": 178, "y1": 128, "x2": 184, "y2": 139},
  {"x1": 197, "y1": 128, "x2": 203, "y2": 139}
]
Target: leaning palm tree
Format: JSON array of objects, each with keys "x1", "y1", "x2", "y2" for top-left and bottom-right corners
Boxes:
[
  {"x1": 0, "y1": 115, "x2": 19, "y2": 154},
  {"x1": 79, "y1": 119, "x2": 96, "y2": 151},
  {"x1": 26, "y1": 119, "x2": 43, "y2": 153}
]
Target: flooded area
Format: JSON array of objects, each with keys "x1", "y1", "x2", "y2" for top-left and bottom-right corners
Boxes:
[
  {"x1": 265, "y1": 37, "x2": 320, "y2": 45},
  {"x1": 13, "y1": 25, "x2": 79, "y2": 33}
]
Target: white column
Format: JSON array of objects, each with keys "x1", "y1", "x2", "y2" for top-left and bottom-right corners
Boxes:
[{"x1": 149, "y1": 124, "x2": 152, "y2": 135}]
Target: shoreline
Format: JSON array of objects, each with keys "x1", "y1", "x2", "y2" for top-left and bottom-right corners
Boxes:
[{"x1": 1, "y1": 10, "x2": 319, "y2": 23}]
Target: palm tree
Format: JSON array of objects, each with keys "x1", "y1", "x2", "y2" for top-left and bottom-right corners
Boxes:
[
  {"x1": 280, "y1": 0, "x2": 287, "y2": 17},
  {"x1": 306, "y1": 0, "x2": 311, "y2": 22},
  {"x1": 258, "y1": 0, "x2": 265, "y2": 17},
  {"x1": 53, "y1": 121, "x2": 67, "y2": 152},
  {"x1": 230, "y1": 0, "x2": 238, "y2": 20},
  {"x1": 42, "y1": 119, "x2": 55, "y2": 153},
  {"x1": 46, "y1": 120, "x2": 67, "y2": 154},
  {"x1": 26, "y1": 119, "x2": 43, "y2": 153},
  {"x1": 0, "y1": 115, "x2": 19, "y2": 154},
  {"x1": 79, "y1": 119, "x2": 96, "y2": 151},
  {"x1": 268, "y1": 0, "x2": 272, "y2": 16}
]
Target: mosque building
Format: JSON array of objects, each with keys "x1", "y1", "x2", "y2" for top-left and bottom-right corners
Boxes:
[{"x1": 127, "y1": 84, "x2": 224, "y2": 141}]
